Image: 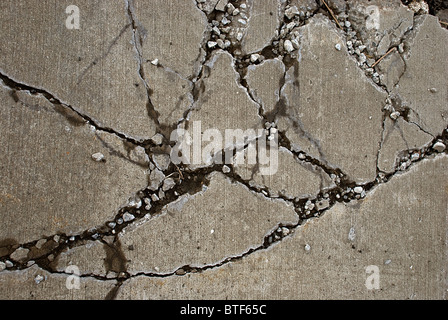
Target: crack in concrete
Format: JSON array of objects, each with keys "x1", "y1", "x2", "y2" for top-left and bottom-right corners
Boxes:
[{"x1": 0, "y1": 71, "x2": 147, "y2": 147}]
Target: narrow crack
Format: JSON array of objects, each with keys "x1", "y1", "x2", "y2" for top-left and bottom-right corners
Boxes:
[{"x1": 0, "y1": 71, "x2": 147, "y2": 147}]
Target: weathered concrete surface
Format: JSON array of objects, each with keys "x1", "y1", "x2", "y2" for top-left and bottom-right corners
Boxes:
[
  {"x1": 245, "y1": 58, "x2": 285, "y2": 115},
  {"x1": 0, "y1": 86, "x2": 148, "y2": 244},
  {"x1": 133, "y1": 0, "x2": 208, "y2": 78},
  {"x1": 118, "y1": 156, "x2": 448, "y2": 299},
  {"x1": 234, "y1": 147, "x2": 334, "y2": 199},
  {"x1": 378, "y1": 118, "x2": 433, "y2": 173},
  {"x1": 0, "y1": 265, "x2": 115, "y2": 299},
  {"x1": 1, "y1": 0, "x2": 448, "y2": 301},
  {"x1": 278, "y1": 16, "x2": 387, "y2": 183},
  {"x1": 0, "y1": 0, "x2": 156, "y2": 140},
  {"x1": 399, "y1": 15, "x2": 448, "y2": 136},
  {"x1": 348, "y1": 0, "x2": 414, "y2": 57},
  {"x1": 242, "y1": 0, "x2": 280, "y2": 54},
  {"x1": 121, "y1": 172, "x2": 298, "y2": 274}
]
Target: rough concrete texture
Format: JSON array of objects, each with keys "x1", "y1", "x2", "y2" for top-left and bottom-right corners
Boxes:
[{"x1": 1, "y1": 0, "x2": 447, "y2": 300}]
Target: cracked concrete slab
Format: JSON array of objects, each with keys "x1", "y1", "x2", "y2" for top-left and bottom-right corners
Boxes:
[
  {"x1": 120, "y1": 172, "x2": 298, "y2": 275},
  {"x1": 1, "y1": 0, "x2": 448, "y2": 301},
  {"x1": 348, "y1": 0, "x2": 414, "y2": 58},
  {"x1": 118, "y1": 155, "x2": 448, "y2": 299},
  {"x1": 132, "y1": 0, "x2": 208, "y2": 78},
  {"x1": 0, "y1": 0, "x2": 156, "y2": 140},
  {"x1": 234, "y1": 147, "x2": 334, "y2": 199},
  {"x1": 398, "y1": 14, "x2": 448, "y2": 136},
  {"x1": 377, "y1": 117, "x2": 433, "y2": 173},
  {"x1": 278, "y1": 16, "x2": 387, "y2": 183},
  {"x1": 245, "y1": 58, "x2": 285, "y2": 115},
  {"x1": 0, "y1": 264, "x2": 115, "y2": 299},
  {"x1": 241, "y1": 0, "x2": 280, "y2": 54},
  {"x1": 0, "y1": 86, "x2": 148, "y2": 244}
]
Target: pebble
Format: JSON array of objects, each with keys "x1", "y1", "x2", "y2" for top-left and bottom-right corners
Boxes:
[
  {"x1": 10, "y1": 247, "x2": 29, "y2": 262},
  {"x1": 348, "y1": 227, "x2": 356, "y2": 241},
  {"x1": 304, "y1": 244, "x2": 311, "y2": 252},
  {"x1": 5, "y1": 260, "x2": 13, "y2": 268},
  {"x1": 335, "y1": 43, "x2": 342, "y2": 51},
  {"x1": 162, "y1": 178, "x2": 176, "y2": 191},
  {"x1": 221, "y1": 16, "x2": 231, "y2": 25},
  {"x1": 34, "y1": 275, "x2": 45, "y2": 284},
  {"x1": 222, "y1": 165, "x2": 231, "y2": 174},
  {"x1": 410, "y1": 152, "x2": 420, "y2": 161},
  {"x1": 91, "y1": 152, "x2": 105, "y2": 162},
  {"x1": 384, "y1": 259, "x2": 392, "y2": 265},
  {"x1": 238, "y1": 18, "x2": 246, "y2": 25},
  {"x1": 353, "y1": 186, "x2": 364, "y2": 194},
  {"x1": 281, "y1": 227, "x2": 290, "y2": 236},
  {"x1": 285, "y1": 6, "x2": 299, "y2": 19},
  {"x1": 150, "y1": 58, "x2": 159, "y2": 66},
  {"x1": 123, "y1": 212, "x2": 135, "y2": 223},
  {"x1": 0, "y1": 261, "x2": 5, "y2": 271},
  {"x1": 250, "y1": 54, "x2": 260, "y2": 63},
  {"x1": 390, "y1": 111, "x2": 400, "y2": 120},
  {"x1": 284, "y1": 40, "x2": 294, "y2": 53},
  {"x1": 128, "y1": 196, "x2": 142, "y2": 208},
  {"x1": 215, "y1": 0, "x2": 228, "y2": 11},
  {"x1": 207, "y1": 41, "x2": 217, "y2": 49},
  {"x1": 432, "y1": 141, "x2": 446, "y2": 153}
]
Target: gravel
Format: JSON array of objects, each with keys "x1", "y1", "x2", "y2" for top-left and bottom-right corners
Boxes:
[
  {"x1": 123, "y1": 212, "x2": 135, "y2": 222},
  {"x1": 91, "y1": 152, "x2": 105, "y2": 162},
  {"x1": 433, "y1": 141, "x2": 446, "y2": 152}
]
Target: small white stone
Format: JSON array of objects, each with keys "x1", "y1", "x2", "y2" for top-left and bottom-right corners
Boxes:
[
  {"x1": 34, "y1": 275, "x2": 45, "y2": 284},
  {"x1": 91, "y1": 152, "x2": 105, "y2": 162},
  {"x1": 10, "y1": 247, "x2": 29, "y2": 262},
  {"x1": 162, "y1": 178, "x2": 176, "y2": 191},
  {"x1": 150, "y1": 133, "x2": 164, "y2": 145},
  {"x1": 122, "y1": 212, "x2": 135, "y2": 222},
  {"x1": 150, "y1": 58, "x2": 159, "y2": 66},
  {"x1": 284, "y1": 39, "x2": 294, "y2": 53},
  {"x1": 335, "y1": 43, "x2": 342, "y2": 51},
  {"x1": 410, "y1": 152, "x2": 420, "y2": 161},
  {"x1": 238, "y1": 18, "x2": 246, "y2": 25},
  {"x1": 250, "y1": 54, "x2": 260, "y2": 63},
  {"x1": 390, "y1": 111, "x2": 400, "y2": 120},
  {"x1": 222, "y1": 165, "x2": 231, "y2": 174},
  {"x1": 0, "y1": 262, "x2": 6, "y2": 271},
  {"x1": 353, "y1": 186, "x2": 364, "y2": 194},
  {"x1": 348, "y1": 227, "x2": 356, "y2": 241},
  {"x1": 433, "y1": 141, "x2": 446, "y2": 153},
  {"x1": 285, "y1": 5, "x2": 299, "y2": 19},
  {"x1": 207, "y1": 41, "x2": 217, "y2": 48},
  {"x1": 384, "y1": 259, "x2": 392, "y2": 265},
  {"x1": 304, "y1": 244, "x2": 311, "y2": 252}
]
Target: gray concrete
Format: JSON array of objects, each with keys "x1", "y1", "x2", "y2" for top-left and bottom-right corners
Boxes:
[{"x1": 0, "y1": 0, "x2": 447, "y2": 300}]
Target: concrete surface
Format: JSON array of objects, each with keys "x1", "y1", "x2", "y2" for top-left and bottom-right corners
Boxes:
[{"x1": 0, "y1": 0, "x2": 447, "y2": 300}]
